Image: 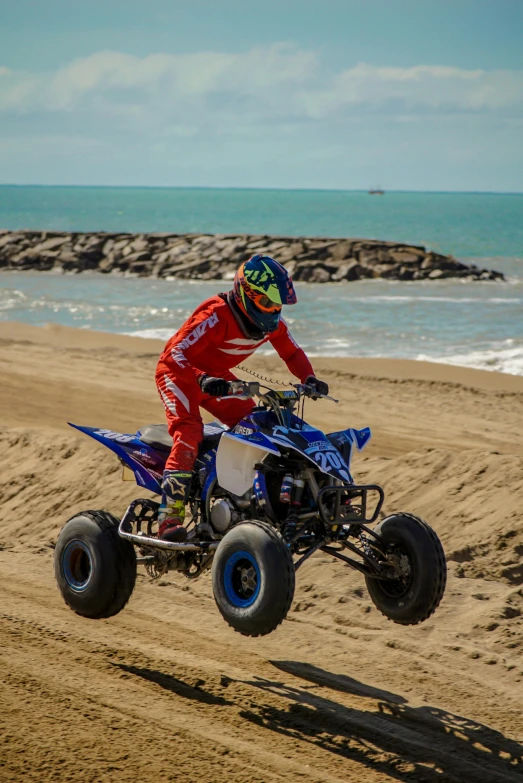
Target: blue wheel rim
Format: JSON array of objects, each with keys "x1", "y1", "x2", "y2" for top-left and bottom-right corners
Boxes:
[
  {"x1": 62, "y1": 540, "x2": 93, "y2": 592},
  {"x1": 223, "y1": 550, "x2": 261, "y2": 608}
]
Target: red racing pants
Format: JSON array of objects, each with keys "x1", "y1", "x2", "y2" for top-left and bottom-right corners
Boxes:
[{"x1": 156, "y1": 362, "x2": 255, "y2": 471}]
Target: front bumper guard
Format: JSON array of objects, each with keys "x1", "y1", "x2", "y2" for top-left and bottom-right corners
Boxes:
[{"x1": 317, "y1": 483, "x2": 385, "y2": 528}]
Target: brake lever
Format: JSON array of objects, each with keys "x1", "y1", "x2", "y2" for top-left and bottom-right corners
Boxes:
[
  {"x1": 309, "y1": 393, "x2": 339, "y2": 403},
  {"x1": 294, "y1": 383, "x2": 339, "y2": 403}
]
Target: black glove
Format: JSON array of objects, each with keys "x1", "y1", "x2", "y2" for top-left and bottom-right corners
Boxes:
[
  {"x1": 199, "y1": 375, "x2": 230, "y2": 397},
  {"x1": 305, "y1": 375, "x2": 329, "y2": 396}
]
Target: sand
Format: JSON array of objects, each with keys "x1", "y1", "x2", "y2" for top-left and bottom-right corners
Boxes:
[{"x1": 0, "y1": 320, "x2": 522, "y2": 783}]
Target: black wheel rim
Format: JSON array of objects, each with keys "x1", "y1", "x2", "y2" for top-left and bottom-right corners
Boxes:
[{"x1": 380, "y1": 544, "x2": 414, "y2": 598}]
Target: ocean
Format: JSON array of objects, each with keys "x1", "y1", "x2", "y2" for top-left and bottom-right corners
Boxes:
[{"x1": 1, "y1": 186, "x2": 522, "y2": 375}]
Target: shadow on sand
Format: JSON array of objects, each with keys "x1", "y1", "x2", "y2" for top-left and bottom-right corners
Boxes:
[
  {"x1": 236, "y1": 660, "x2": 522, "y2": 783},
  {"x1": 112, "y1": 662, "x2": 231, "y2": 707}
]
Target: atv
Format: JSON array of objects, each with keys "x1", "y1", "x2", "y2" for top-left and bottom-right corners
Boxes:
[{"x1": 54, "y1": 381, "x2": 446, "y2": 636}]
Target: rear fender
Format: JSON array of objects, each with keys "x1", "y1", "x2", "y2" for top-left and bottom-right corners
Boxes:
[{"x1": 68, "y1": 423, "x2": 163, "y2": 494}]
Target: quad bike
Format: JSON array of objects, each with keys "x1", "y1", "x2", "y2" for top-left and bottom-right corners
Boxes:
[{"x1": 54, "y1": 381, "x2": 446, "y2": 636}]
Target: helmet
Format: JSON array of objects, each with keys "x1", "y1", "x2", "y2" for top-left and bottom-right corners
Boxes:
[{"x1": 232, "y1": 255, "x2": 297, "y2": 333}]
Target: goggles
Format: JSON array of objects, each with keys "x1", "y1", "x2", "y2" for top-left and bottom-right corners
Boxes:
[{"x1": 256, "y1": 294, "x2": 282, "y2": 313}]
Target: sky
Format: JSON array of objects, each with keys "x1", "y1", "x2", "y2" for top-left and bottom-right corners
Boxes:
[{"x1": 1, "y1": 0, "x2": 522, "y2": 191}]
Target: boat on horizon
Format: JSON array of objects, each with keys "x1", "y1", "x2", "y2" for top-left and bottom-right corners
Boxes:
[{"x1": 368, "y1": 186, "x2": 385, "y2": 195}]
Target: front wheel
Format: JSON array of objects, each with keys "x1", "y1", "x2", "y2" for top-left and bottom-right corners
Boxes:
[
  {"x1": 54, "y1": 510, "x2": 137, "y2": 619},
  {"x1": 212, "y1": 521, "x2": 295, "y2": 637},
  {"x1": 365, "y1": 513, "x2": 446, "y2": 625}
]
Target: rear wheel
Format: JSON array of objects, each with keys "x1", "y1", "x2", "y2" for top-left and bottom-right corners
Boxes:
[
  {"x1": 54, "y1": 510, "x2": 136, "y2": 619},
  {"x1": 365, "y1": 513, "x2": 446, "y2": 625},
  {"x1": 212, "y1": 520, "x2": 295, "y2": 637}
]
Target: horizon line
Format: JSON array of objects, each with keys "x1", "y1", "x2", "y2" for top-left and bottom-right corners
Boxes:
[{"x1": 1, "y1": 183, "x2": 522, "y2": 196}]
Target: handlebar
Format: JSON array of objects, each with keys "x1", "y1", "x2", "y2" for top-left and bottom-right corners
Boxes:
[
  {"x1": 217, "y1": 380, "x2": 261, "y2": 400},
  {"x1": 217, "y1": 380, "x2": 338, "y2": 404}
]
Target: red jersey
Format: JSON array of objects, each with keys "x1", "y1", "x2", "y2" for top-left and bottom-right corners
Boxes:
[{"x1": 158, "y1": 294, "x2": 314, "y2": 383}]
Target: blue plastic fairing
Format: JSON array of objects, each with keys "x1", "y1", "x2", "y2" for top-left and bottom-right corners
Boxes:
[
  {"x1": 230, "y1": 422, "x2": 281, "y2": 455},
  {"x1": 350, "y1": 427, "x2": 372, "y2": 451},
  {"x1": 68, "y1": 423, "x2": 163, "y2": 494}
]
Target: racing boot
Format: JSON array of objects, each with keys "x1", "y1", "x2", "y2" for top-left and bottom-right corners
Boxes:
[{"x1": 157, "y1": 470, "x2": 193, "y2": 542}]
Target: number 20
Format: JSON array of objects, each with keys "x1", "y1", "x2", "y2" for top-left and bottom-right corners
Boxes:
[{"x1": 314, "y1": 450, "x2": 343, "y2": 471}]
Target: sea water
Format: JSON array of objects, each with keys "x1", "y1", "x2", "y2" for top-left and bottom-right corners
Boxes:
[{"x1": 1, "y1": 186, "x2": 522, "y2": 375}]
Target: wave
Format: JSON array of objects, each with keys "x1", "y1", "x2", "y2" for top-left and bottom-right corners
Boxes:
[
  {"x1": 128, "y1": 328, "x2": 177, "y2": 341},
  {"x1": 0, "y1": 289, "x2": 27, "y2": 310},
  {"x1": 353, "y1": 295, "x2": 522, "y2": 304},
  {"x1": 417, "y1": 343, "x2": 523, "y2": 376},
  {"x1": 3, "y1": 274, "x2": 521, "y2": 376}
]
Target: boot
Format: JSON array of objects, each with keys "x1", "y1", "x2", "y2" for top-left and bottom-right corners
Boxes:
[{"x1": 158, "y1": 470, "x2": 193, "y2": 543}]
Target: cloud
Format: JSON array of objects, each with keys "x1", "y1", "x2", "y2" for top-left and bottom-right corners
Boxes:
[
  {"x1": 1, "y1": 45, "x2": 522, "y2": 133},
  {"x1": 0, "y1": 45, "x2": 318, "y2": 120},
  {"x1": 1, "y1": 45, "x2": 522, "y2": 190},
  {"x1": 328, "y1": 63, "x2": 523, "y2": 114}
]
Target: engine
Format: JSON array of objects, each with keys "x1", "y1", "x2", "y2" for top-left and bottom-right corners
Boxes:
[{"x1": 210, "y1": 498, "x2": 241, "y2": 533}]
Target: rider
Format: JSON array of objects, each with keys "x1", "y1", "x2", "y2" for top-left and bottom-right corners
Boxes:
[{"x1": 155, "y1": 254, "x2": 329, "y2": 542}]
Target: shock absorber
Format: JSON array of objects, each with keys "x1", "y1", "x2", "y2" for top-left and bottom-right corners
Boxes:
[
  {"x1": 281, "y1": 476, "x2": 305, "y2": 539},
  {"x1": 292, "y1": 477, "x2": 305, "y2": 509},
  {"x1": 279, "y1": 473, "x2": 294, "y2": 504}
]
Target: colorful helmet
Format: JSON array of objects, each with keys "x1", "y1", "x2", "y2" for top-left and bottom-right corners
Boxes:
[{"x1": 232, "y1": 255, "x2": 297, "y2": 333}]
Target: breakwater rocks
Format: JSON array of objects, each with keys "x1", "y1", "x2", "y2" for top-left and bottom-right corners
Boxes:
[{"x1": 0, "y1": 230, "x2": 504, "y2": 282}]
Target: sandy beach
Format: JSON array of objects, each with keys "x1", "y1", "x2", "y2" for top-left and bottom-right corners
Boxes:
[{"x1": 1, "y1": 321, "x2": 522, "y2": 783}]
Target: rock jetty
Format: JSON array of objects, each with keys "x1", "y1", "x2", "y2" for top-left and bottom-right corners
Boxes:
[{"x1": 0, "y1": 230, "x2": 504, "y2": 282}]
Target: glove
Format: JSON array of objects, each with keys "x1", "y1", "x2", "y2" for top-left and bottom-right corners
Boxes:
[
  {"x1": 199, "y1": 375, "x2": 230, "y2": 397},
  {"x1": 305, "y1": 375, "x2": 329, "y2": 396}
]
